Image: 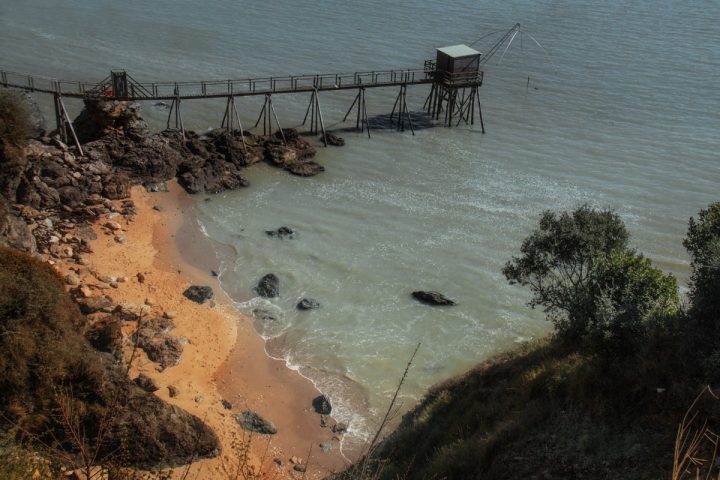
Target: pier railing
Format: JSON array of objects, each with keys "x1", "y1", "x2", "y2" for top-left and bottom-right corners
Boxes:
[{"x1": 1, "y1": 66, "x2": 441, "y2": 100}]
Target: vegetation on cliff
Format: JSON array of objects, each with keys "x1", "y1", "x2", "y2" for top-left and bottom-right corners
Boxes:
[
  {"x1": 345, "y1": 204, "x2": 720, "y2": 480},
  {"x1": 0, "y1": 248, "x2": 219, "y2": 474}
]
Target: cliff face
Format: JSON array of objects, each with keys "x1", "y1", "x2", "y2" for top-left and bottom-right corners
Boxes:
[{"x1": 0, "y1": 248, "x2": 220, "y2": 467}]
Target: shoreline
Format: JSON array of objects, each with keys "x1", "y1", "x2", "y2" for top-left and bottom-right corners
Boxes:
[{"x1": 133, "y1": 181, "x2": 350, "y2": 477}]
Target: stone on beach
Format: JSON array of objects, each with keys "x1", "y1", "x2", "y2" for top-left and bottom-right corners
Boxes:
[
  {"x1": 312, "y1": 394, "x2": 332, "y2": 415},
  {"x1": 183, "y1": 285, "x2": 214, "y2": 304},
  {"x1": 77, "y1": 295, "x2": 114, "y2": 314},
  {"x1": 236, "y1": 410, "x2": 278, "y2": 435}
]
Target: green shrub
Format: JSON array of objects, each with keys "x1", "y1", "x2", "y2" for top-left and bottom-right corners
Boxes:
[{"x1": 0, "y1": 91, "x2": 32, "y2": 146}]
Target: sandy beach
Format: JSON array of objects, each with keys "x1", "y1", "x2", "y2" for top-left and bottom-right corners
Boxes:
[{"x1": 56, "y1": 181, "x2": 349, "y2": 479}]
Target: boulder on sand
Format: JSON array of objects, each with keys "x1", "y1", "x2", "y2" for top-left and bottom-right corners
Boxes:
[
  {"x1": 183, "y1": 285, "x2": 214, "y2": 304},
  {"x1": 236, "y1": 410, "x2": 277, "y2": 435},
  {"x1": 312, "y1": 394, "x2": 332, "y2": 415}
]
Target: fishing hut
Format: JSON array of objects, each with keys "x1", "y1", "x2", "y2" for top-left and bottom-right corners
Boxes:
[{"x1": 424, "y1": 44, "x2": 485, "y2": 130}]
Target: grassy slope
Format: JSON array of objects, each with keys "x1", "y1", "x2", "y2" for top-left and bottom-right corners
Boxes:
[{"x1": 359, "y1": 334, "x2": 703, "y2": 480}]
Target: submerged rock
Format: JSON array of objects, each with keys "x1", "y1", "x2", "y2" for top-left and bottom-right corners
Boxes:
[
  {"x1": 183, "y1": 285, "x2": 214, "y2": 304},
  {"x1": 297, "y1": 298, "x2": 320, "y2": 310},
  {"x1": 325, "y1": 132, "x2": 345, "y2": 147},
  {"x1": 236, "y1": 410, "x2": 277, "y2": 435},
  {"x1": 312, "y1": 394, "x2": 332, "y2": 415},
  {"x1": 287, "y1": 161, "x2": 324, "y2": 177},
  {"x1": 265, "y1": 226, "x2": 295, "y2": 239},
  {"x1": 412, "y1": 291, "x2": 456, "y2": 306},
  {"x1": 255, "y1": 274, "x2": 280, "y2": 298}
]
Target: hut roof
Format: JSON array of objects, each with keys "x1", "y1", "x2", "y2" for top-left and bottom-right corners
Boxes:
[{"x1": 437, "y1": 44, "x2": 481, "y2": 58}]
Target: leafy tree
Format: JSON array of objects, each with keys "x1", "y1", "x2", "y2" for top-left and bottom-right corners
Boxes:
[
  {"x1": 684, "y1": 202, "x2": 720, "y2": 326},
  {"x1": 504, "y1": 205, "x2": 678, "y2": 351},
  {"x1": 503, "y1": 205, "x2": 629, "y2": 340},
  {"x1": 589, "y1": 250, "x2": 678, "y2": 351}
]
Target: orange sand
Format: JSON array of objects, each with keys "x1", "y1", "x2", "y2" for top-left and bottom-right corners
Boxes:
[{"x1": 58, "y1": 182, "x2": 349, "y2": 479}]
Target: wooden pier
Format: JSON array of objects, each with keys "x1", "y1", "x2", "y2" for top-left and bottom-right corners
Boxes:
[{"x1": 1, "y1": 44, "x2": 488, "y2": 152}]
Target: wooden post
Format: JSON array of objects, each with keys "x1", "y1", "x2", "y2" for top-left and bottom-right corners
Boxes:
[
  {"x1": 53, "y1": 94, "x2": 83, "y2": 156},
  {"x1": 313, "y1": 88, "x2": 328, "y2": 147},
  {"x1": 167, "y1": 86, "x2": 185, "y2": 140},
  {"x1": 222, "y1": 94, "x2": 247, "y2": 154},
  {"x1": 268, "y1": 95, "x2": 286, "y2": 144},
  {"x1": 478, "y1": 95, "x2": 485, "y2": 134}
]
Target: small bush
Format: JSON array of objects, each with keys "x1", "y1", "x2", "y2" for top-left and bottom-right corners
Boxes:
[{"x1": 0, "y1": 91, "x2": 33, "y2": 146}]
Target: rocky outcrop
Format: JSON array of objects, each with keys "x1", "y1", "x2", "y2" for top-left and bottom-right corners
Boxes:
[
  {"x1": 412, "y1": 291, "x2": 456, "y2": 306},
  {"x1": 73, "y1": 99, "x2": 149, "y2": 143}
]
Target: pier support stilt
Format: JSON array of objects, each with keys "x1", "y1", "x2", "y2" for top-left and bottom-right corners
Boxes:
[
  {"x1": 166, "y1": 86, "x2": 185, "y2": 140},
  {"x1": 343, "y1": 87, "x2": 371, "y2": 138},
  {"x1": 255, "y1": 94, "x2": 285, "y2": 144},
  {"x1": 302, "y1": 88, "x2": 328, "y2": 146},
  {"x1": 221, "y1": 93, "x2": 247, "y2": 154},
  {"x1": 390, "y1": 84, "x2": 414, "y2": 135},
  {"x1": 53, "y1": 94, "x2": 83, "y2": 156}
]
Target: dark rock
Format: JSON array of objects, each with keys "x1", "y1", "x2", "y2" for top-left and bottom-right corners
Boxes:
[
  {"x1": 275, "y1": 128, "x2": 299, "y2": 141},
  {"x1": 236, "y1": 410, "x2": 277, "y2": 435},
  {"x1": 134, "y1": 373, "x2": 161, "y2": 393},
  {"x1": 76, "y1": 225, "x2": 98, "y2": 241},
  {"x1": 252, "y1": 308, "x2": 279, "y2": 323},
  {"x1": 287, "y1": 161, "x2": 325, "y2": 177},
  {"x1": 85, "y1": 318, "x2": 123, "y2": 357},
  {"x1": 312, "y1": 395, "x2": 332, "y2": 415},
  {"x1": 136, "y1": 317, "x2": 184, "y2": 370},
  {"x1": 294, "y1": 465, "x2": 307, "y2": 473},
  {"x1": 102, "y1": 172, "x2": 131, "y2": 200},
  {"x1": 58, "y1": 185, "x2": 85, "y2": 207},
  {"x1": 332, "y1": 422, "x2": 348, "y2": 434},
  {"x1": 255, "y1": 274, "x2": 280, "y2": 298},
  {"x1": 72, "y1": 99, "x2": 148, "y2": 143},
  {"x1": 0, "y1": 196, "x2": 36, "y2": 253},
  {"x1": 265, "y1": 226, "x2": 295, "y2": 239},
  {"x1": 325, "y1": 133, "x2": 345, "y2": 146},
  {"x1": 146, "y1": 182, "x2": 169, "y2": 193},
  {"x1": 221, "y1": 399, "x2": 233, "y2": 410},
  {"x1": 211, "y1": 270, "x2": 219, "y2": 277},
  {"x1": 297, "y1": 298, "x2": 320, "y2": 310},
  {"x1": 267, "y1": 145, "x2": 298, "y2": 167},
  {"x1": 412, "y1": 291, "x2": 456, "y2": 306},
  {"x1": 183, "y1": 285, "x2": 214, "y2": 304},
  {"x1": 167, "y1": 385, "x2": 180, "y2": 398},
  {"x1": 77, "y1": 295, "x2": 114, "y2": 314}
]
